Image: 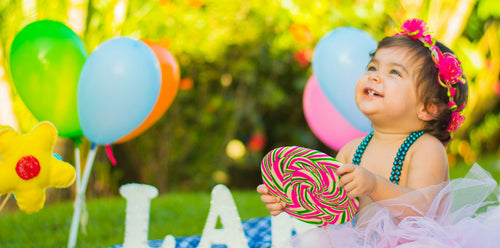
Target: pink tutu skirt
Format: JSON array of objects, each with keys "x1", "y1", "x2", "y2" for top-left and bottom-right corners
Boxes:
[{"x1": 283, "y1": 164, "x2": 500, "y2": 247}]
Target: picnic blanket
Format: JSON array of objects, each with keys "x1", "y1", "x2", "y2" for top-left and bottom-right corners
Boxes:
[{"x1": 109, "y1": 216, "x2": 273, "y2": 248}]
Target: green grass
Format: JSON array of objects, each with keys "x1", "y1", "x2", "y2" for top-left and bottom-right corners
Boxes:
[
  {"x1": 0, "y1": 190, "x2": 269, "y2": 248},
  {"x1": 449, "y1": 156, "x2": 500, "y2": 182}
]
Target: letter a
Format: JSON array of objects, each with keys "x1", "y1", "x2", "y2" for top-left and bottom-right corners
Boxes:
[{"x1": 197, "y1": 184, "x2": 249, "y2": 248}]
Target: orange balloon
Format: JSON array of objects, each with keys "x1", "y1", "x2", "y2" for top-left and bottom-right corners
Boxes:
[{"x1": 115, "y1": 39, "x2": 180, "y2": 143}]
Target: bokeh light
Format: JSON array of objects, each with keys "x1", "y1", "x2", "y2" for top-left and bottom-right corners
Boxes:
[
  {"x1": 226, "y1": 139, "x2": 246, "y2": 160},
  {"x1": 212, "y1": 170, "x2": 229, "y2": 184}
]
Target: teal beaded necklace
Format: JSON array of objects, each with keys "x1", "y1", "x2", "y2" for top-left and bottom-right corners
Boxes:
[{"x1": 352, "y1": 130, "x2": 425, "y2": 185}]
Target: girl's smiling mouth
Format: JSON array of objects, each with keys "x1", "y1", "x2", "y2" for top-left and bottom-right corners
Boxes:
[{"x1": 364, "y1": 87, "x2": 383, "y2": 97}]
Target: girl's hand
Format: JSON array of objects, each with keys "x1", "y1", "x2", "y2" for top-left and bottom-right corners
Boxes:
[
  {"x1": 256, "y1": 184, "x2": 286, "y2": 216},
  {"x1": 337, "y1": 164, "x2": 377, "y2": 199}
]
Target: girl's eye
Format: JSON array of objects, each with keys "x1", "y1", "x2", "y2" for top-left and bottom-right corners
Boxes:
[
  {"x1": 390, "y1": 69, "x2": 401, "y2": 77},
  {"x1": 367, "y1": 66, "x2": 376, "y2": 72}
]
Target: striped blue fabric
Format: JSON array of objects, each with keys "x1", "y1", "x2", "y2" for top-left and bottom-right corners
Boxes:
[{"x1": 109, "y1": 216, "x2": 272, "y2": 248}]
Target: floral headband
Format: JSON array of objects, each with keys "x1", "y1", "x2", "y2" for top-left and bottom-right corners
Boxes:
[{"x1": 394, "y1": 18, "x2": 466, "y2": 133}]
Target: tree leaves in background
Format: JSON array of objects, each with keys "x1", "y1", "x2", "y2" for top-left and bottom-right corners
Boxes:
[{"x1": 0, "y1": 0, "x2": 498, "y2": 196}]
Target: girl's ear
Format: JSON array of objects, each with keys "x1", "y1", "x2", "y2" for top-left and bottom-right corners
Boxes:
[{"x1": 418, "y1": 103, "x2": 439, "y2": 121}]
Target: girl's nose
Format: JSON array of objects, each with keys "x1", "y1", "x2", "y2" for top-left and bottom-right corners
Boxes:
[{"x1": 368, "y1": 73, "x2": 381, "y2": 83}]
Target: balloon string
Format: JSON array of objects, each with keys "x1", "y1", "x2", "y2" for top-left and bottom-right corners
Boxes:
[
  {"x1": 0, "y1": 194, "x2": 10, "y2": 213},
  {"x1": 105, "y1": 144, "x2": 117, "y2": 166}
]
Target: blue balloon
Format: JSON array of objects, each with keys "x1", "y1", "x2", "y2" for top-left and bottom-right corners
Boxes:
[
  {"x1": 312, "y1": 27, "x2": 377, "y2": 132},
  {"x1": 78, "y1": 37, "x2": 161, "y2": 145}
]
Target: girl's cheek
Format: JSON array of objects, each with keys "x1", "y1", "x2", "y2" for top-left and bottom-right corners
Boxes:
[{"x1": 354, "y1": 77, "x2": 365, "y2": 91}]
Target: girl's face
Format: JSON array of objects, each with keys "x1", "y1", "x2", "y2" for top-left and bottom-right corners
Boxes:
[{"x1": 355, "y1": 46, "x2": 425, "y2": 131}]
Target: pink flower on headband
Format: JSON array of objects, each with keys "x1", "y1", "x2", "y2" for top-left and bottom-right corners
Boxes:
[
  {"x1": 447, "y1": 112, "x2": 465, "y2": 133},
  {"x1": 399, "y1": 19, "x2": 428, "y2": 40},
  {"x1": 422, "y1": 34, "x2": 433, "y2": 45},
  {"x1": 436, "y1": 53, "x2": 463, "y2": 85}
]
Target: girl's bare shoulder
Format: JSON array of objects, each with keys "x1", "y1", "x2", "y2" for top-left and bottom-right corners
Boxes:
[
  {"x1": 407, "y1": 133, "x2": 449, "y2": 187},
  {"x1": 412, "y1": 133, "x2": 447, "y2": 157},
  {"x1": 336, "y1": 137, "x2": 365, "y2": 164}
]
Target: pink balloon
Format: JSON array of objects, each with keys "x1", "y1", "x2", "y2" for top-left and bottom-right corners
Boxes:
[{"x1": 303, "y1": 75, "x2": 370, "y2": 151}]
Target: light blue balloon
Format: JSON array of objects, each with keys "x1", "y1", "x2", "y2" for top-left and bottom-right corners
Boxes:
[
  {"x1": 312, "y1": 27, "x2": 377, "y2": 132},
  {"x1": 78, "y1": 37, "x2": 161, "y2": 145}
]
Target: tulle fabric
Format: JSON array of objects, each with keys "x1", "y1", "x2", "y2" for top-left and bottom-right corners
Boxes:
[{"x1": 283, "y1": 164, "x2": 500, "y2": 248}]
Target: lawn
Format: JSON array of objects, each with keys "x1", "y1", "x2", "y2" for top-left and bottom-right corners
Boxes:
[
  {"x1": 0, "y1": 190, "x2": 269, "y2": 248},
  {"x1": 0, "y1": 156, "x2": 498, "y2": 248}
]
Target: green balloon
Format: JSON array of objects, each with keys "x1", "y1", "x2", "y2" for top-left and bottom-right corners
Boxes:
[{"x1": 10, "y1": 20, "x2": 86, "y2": 138}]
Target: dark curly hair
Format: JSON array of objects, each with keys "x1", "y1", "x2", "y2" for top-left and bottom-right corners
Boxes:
[{"x1": 371, "y1": 35, "x2": 468, "y2": 144}]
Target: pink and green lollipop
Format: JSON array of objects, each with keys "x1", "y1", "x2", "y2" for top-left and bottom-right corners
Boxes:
[{"x1": 261, "y1": 146, "x2": 358, "y2": 226}]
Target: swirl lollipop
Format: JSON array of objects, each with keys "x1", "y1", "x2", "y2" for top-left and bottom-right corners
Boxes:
[{"x1": 261, "y1": 146, "x2": 358, "y2": 226}]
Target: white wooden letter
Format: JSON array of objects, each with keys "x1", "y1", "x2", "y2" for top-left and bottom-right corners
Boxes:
[
  {"x1": 120, "y1": 183, "x2": 159, "y2": 248},
  {"x1": 160, "y1": 235, "x2": 176, "y2": 248},
  {"x1": 197, "y1": 184, "x2": 249, "y2": 248}
]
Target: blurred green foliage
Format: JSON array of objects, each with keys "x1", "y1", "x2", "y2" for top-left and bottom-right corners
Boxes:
[{"x1": 0, "y1": 0, "x2": 499, "y2": 197}]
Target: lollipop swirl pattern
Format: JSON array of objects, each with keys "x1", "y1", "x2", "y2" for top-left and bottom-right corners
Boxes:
[{"x1": 261, "y1": 146, "x2": 358, "y2": 226}]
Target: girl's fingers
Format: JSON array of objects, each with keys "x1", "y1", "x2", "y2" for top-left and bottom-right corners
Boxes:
[
  {"x1": 342, "y1": 181, "x2": 356, "y2": 199},
  {"x1": 339, "y1": 171, "x2": 355, "y2": 187},
  {"x1": 256, "y1": 184, "x2": 269, "y2": 194},
  {"x1": 261, "y1": 194, "x2": 280, "y2": 204},
  {"x1": 342, "y1": 181, "x2": 355, "y2": 193},
  {"x1": 266, "y1": 202, "x2": 285, "y2": 211},
  {"x1": 266, "y1": 201, "x2": 286, "y2": 213},
  {"x1": 336, "y1": 164, "x2": 356, "y2": 176},
  {"x1": 257, "y1": 184, "x2": 286, "y2": 216},
  {"x1": 270, "y1": 210, "x2": 283, "y2": 216}
]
